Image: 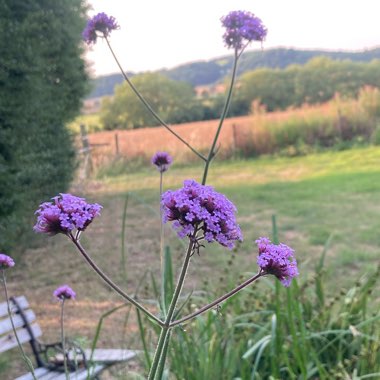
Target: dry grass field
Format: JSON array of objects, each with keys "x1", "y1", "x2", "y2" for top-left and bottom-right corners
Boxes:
[{"x1": 83, "y1": 101, "x2": 346, "y2": 168}]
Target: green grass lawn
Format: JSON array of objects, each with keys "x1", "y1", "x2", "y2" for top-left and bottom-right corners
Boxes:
[{"x1": 94, "y1": 146, "x2": 380, "y2": 288}]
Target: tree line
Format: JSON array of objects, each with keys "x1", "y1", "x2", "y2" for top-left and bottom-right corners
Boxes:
[
  {"x1": 89, "y1": 47, "x2": 380, "y2": 98},
  {"x1": 100, "y1": 57, "x2": 380, "y2": 130}
]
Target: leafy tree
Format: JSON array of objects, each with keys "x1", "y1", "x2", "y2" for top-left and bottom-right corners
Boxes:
[
  {"x1": 0, "y1": 0, "x2": 88, "y2": 251},
  {"x1": 239, "y1": 66, "x2": 300, "y2": 111},
  {"x1": 237, "y1": 57, "x2": 380, "y2": 111},
  {"x1": 100, "y1": 73, "x2": 199, "y2": 129}
]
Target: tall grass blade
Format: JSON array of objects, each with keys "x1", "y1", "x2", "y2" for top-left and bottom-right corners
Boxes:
[
  {"x1": 315, "y1": 234, "x2": 333, "y2": 307},
  {"x1": 136, "y1": 308, "x2": 152, "y2": 369},
  {"x1": 242, "y1": 335, "x2": 271, "y2": 360},
  {"x1": 120, "y1": 192, "x2": 129, "y2": 282},
  {"x1": 87, "y1": 303, "x2": 130, "y2": 379}
]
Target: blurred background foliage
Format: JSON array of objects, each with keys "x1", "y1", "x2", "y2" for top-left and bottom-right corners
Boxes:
[{"x1": 88, "y1": 57, "x2": 380, "y2": 130}]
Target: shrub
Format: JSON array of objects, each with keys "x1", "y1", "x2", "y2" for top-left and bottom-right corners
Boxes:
[
  {"x1": 0, "y1": 0, "x2": 88, "y2": 251},
  {"x1": 242, "y1": 95, "x2": 378, "y2": 158}
]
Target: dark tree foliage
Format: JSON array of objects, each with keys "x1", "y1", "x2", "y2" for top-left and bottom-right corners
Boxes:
[
  {"x1": 0, "y1": 0, "x2": 88, "y2": 251},
  {"x1": 100, "y1": 73, "x2": 202, "y2": 129}
]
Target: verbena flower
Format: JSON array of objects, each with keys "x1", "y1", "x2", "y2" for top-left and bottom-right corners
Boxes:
[
  {"x1": 255, "y1": 237, "x2": 299, "y2": 287},
  {"x1": 34, "y1": 194, "x2": 102, "y2": 236},
  {"x1": 53, "y1": 285, "x2": 76, "y2": 300},
  {"x1": 82, "y1": 12, "x2": 119, "y2": 44},
  {"x1": 0, "y1": 254, "x2": 15, "y2": 269},
  {"x1": 151, "y1": 151, "x2": 173, "y2": 173},
  {"x1": 162, "y1": 180, "x2": 243, "y2": 249},
  {"x1": 221, "y1": 10, "x2": 267, "y2": 51}
]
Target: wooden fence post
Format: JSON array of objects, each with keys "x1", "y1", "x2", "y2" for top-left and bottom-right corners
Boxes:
[
  {"x1": 232, "y1": 123, "x2": 238, "y2": 156},
  {"x1": 115, "y1": 132, "x2": 120, "y2": 157},
  {"x1": 79, "y1": 124, "x2": 93, "y2": 179}
]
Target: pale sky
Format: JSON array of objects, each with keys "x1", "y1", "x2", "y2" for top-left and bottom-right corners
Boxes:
[{"x1": 84, "y1": 0, "x2": 380, "y2": 77}]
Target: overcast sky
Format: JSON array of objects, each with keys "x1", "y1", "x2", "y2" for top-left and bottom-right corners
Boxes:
[{"x1": 84, "y1": 0, "x2": 380, "y2": 77}]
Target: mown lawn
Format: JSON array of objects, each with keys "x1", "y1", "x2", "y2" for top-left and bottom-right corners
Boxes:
[
  {"x1": 95, "y1": 145, "x2": 380, "y2": 284},
  {"x1": 4, "y1": 145, "x2": 380, "y2": 378}
]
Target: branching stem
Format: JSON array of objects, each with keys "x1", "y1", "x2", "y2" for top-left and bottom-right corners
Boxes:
[
  {"x1": 170, "y1": 271, "x2": 264, "y2": 327},
  {"x1": 69, "y1": 234, "x2": 164, "y2": 327}
]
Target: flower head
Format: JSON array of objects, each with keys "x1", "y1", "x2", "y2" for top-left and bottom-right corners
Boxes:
[
  {"x1": 221, "y1": 10, "x2": 267, "y2": 51},
  {"x1": 151, "y1": 151, "x2": 173, "y2": 173},
  {"x1": 34, "y1": 193, "x2": 102, "y2": 236},
  {"x1": 255, "y1": 237, "x2": 298, "y2": 287},
  {"x1": 82, "y1": 12, "x2": 119, "y2": 44},
  {"x1": 162, "y1": 180, "x2": 243, "y2": 249},
  {"x1": 0, "y1": 254, "x2": 15, "y2": 269},
  {"x1": 53, "y1": 285, "x2": 76, "y2": 301}
]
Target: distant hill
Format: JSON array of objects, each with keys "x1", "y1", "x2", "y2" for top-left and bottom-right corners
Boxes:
[{"x1": 87, "y1": 47, "x2": 380, "y2": 99}]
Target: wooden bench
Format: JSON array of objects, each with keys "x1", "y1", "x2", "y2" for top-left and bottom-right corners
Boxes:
[{"x1": 0, "y1": 296, "x2": 137, "y2": 379}]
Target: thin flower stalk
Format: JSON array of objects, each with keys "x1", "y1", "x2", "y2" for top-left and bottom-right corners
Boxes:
[
  {"x1": 148, "y1": 237, "x2": 196, "y2": 379},
  {"x1": 1, "y1": 270, "x2": 37, "y2": 380},
  {"x1": 69, "y1": 234, "x2": 164, "y2": 327},
  {"x1": 170, "y1": 271, "x2": 264, "y2": 327},
  {"x1": 60, "y1": 299, "x2": 69, "y2": 380},
  {"x1": 201, "y1": 50, "x2": 239, "y2": 185},
  {"x1": 53, "y1": 285, "x2": 76, "y2": 380},
  {"x1": 155, "y1": 329, "x2": 172, "y2": 379},
  {"x1": 104, "y1": 36, "x2": 206, "y2": 162},
  {"x1": 151, "y1": 151, "x2": 173, "y2": 300},
  {"x1": 159, "y1": 170, "x2": 165, "y2": 309}
]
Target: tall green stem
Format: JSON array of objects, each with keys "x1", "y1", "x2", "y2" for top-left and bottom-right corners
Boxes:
[
  {"x1": 1, "y1": 271, "x2": 37, "y2": 380},
  {"x1": 159, "y1": 171, "x2": 167, "y2": 316},
  {"x1": 148, "y1": 239, "x2": 195, "y2": 379},
  {"x1": 156, "y1": 329, "x2": 171, "y2": 379},
  {"x1": 104, "y1": 37, "x2": 206, "y2": 162}
]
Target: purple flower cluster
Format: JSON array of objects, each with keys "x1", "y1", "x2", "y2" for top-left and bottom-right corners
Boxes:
[
  {"x1": 34, "y1": 194, "x2": 102, "y2": 236},
  {"x1": 53, "y1": 285, "x2": 76, "y2": 301},
  {"x1": 82, "y1": 12, "x2": 119, "y2": 44},
  {"x1": 151, "y1": 151, "x2": 173, "y2": 173},
  {"x1": 221, "y1": 10, "x2": 267, "y2": 51},
  {"x1": 0, "y1": 254, "x2": 15, "y2": 269},
  {"x1": 255, "y1": 237, "x2": 299, "y2": 287},
  {"x1": 162, "y1": 180, "x2": 242, "y2": 249}
]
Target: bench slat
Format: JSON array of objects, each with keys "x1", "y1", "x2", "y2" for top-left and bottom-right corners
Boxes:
[
  {"x1": 15, "y1": 367, "x2": 51, "y2": 380},
  {"x1": 84, "y1": 348, "x2": 136, "y2": 363},
  {"x1": 0, "y1": 309, "x2": 37, "y2": 336},
  {"x1": 15, "y1": 364, "x2": 106, "y2": 380},
  {"x1": 0, "y1": 323, "x2": 42, "y2": 353},
  {"x1": 0, "y1": 296, "x2": 29, "y2": 318}
]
